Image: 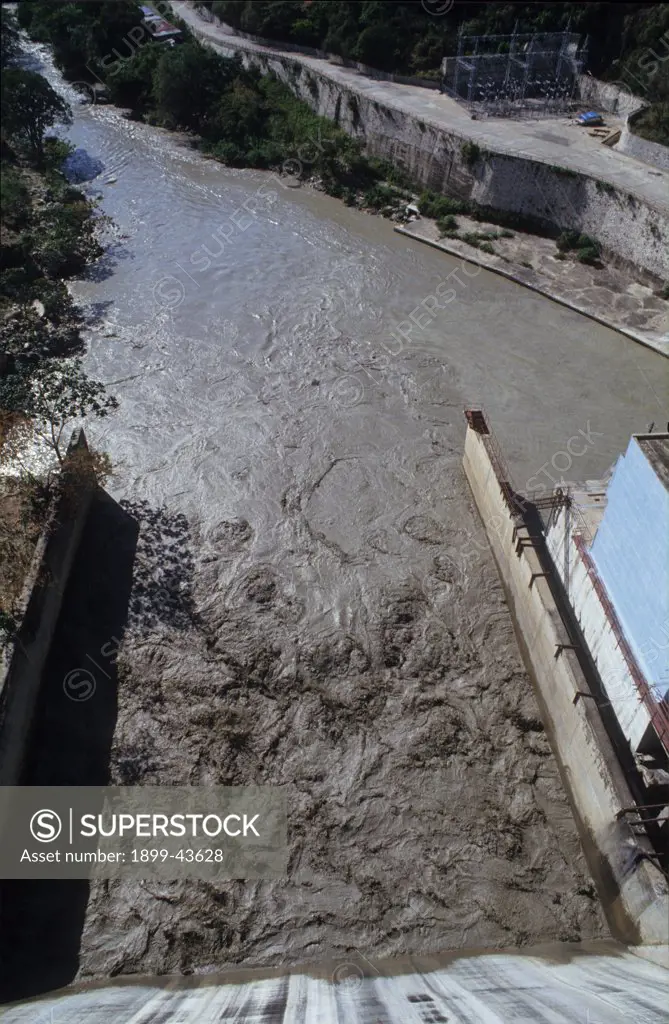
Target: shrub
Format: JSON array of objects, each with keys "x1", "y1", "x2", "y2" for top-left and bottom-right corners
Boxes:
[
  {"x1": 0, "y1": 163, "x2": 30, "y2": 229},
  {"x1": 577, "y1": 233, "x2": 599, "y2": 250},
  {"x1": 557, "y1": 231, "x2": 601, "y2": 263},
  {"x1": 461, "y1": 140, "x2": 482, "y2": 168},
  {"x1": 576, "y1": 245, "x2": 601, "y2": 265},
  {"x1": 556, "y1": 230, "x2": 581, "y2": 252},
  {"x1": 363, "y1": 183, "x2": 396, "y2": 209},
  {"x1": 418, "y1": 190, "x2": 467, "y2": 219}
]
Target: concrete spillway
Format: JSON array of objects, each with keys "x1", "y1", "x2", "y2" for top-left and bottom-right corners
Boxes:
[{"x1": 4, "y1": 942, "x2": 669, "y2": 1022}]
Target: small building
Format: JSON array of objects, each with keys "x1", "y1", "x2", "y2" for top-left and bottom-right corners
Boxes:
[
  {"x1": 140, "y1": 6, "x2": 182, "y2": 44},
  {"x1": 545, "y1": 433, "x2": 669, "y2": 759}
]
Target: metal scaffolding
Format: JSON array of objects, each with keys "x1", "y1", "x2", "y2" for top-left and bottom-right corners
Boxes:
[{"x1": 442, "y1": 24, "x2": 588, "y2": 119}]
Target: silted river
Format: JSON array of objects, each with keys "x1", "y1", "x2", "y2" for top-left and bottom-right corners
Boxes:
[{"x1": 11, "y1": 39, "x2": 668, "y2": 987}]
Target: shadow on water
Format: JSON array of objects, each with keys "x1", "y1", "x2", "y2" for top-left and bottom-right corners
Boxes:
[
  {"x1": 84, "y1": 242, "x2": 135, "y2": 284},
  {"x1": 120, "y1": 499, "x2": 199, "y2": 634},
  {"x1": 0, "y1": 490, "x2": 139, "y2": 1003}
]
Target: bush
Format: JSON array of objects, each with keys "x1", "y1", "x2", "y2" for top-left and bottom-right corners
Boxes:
[
  {"x1": 577, "y1": 233, "x2": 598, "y2": 250},
  {"x1": 461, "y1": 140, "x2": 482, "y2": 168},
  {"x1": 42, "y1": 137, "x2": 74, "y2": 169},
  {"x1": 576, "y1": 245, "x2": 601, "y2": 265},
  {"x1": 436, "y1": 218, "x2": 458, "y2": 238},
  {"x1": 204, "y1": 140, "x2": 247, "y2": 166},
  {"x1": 556, "y1": 230, "x2": 581, "y2": 251},
  {"x1": 418, "y1": 190, "x2": 467, "y2": 219},
  {"x1": 557, "y1": 231, "x2": 601, "y2": 263},
  {"x1": 363, "y1": 183, "x2": 396, "y2": 209},
  {"x1": 0, "y1": 163, "x2": 30, "y2": 229}
]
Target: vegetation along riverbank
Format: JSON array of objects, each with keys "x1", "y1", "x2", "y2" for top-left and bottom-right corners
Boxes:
[{"x1": 0, "y1": 6, "x2": 116, "y2": 647}]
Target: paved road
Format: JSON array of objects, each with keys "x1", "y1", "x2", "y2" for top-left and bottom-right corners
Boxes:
[
  {"x1": 5, "y1": 942, "x2": 669, "y2": 1022},
  {"x1": 174, "y1": 2, "x2": 669, "y2": 214}
]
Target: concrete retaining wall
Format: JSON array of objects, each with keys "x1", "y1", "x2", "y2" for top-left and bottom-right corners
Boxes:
[
  {"x1": 576, "y1": 74, "x2": 647, "y2": 118},
  {"x1": 184, "y1": 13, "x2": 669, "y2": 279},
  {"x1": 0, "y1": 430, "x2": 95, "y2": 786},
  {"x1": 462, "y1": 421, "x2": 669, "y2": 945},
  {"x1": 616, "y1": 122, "x2": 669, "y2": 172}
]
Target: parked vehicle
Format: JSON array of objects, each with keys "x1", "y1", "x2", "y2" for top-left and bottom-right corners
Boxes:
[{"x1": 577, "y1": 111, "x2": 604, "y2": 126}]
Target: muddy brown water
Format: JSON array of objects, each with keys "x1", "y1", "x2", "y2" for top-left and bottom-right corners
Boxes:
[{"x1": 10, "y1": 40, "x2": 668, "y2": 987}]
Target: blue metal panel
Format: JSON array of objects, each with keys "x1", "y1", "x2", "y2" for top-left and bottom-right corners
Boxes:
[{"x1": 590, "y1": 438, "x2": 669, "y2": 699}]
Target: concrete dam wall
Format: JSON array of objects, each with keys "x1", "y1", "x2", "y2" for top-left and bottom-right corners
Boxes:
[
  {"x1": 183, "y1": 9, "x2": 669, "y2": 282},
  {"x1": 0, "y1": 431, "x2": 95, "y2": 787},
  {"x1": 462, "y1": 415, "x2": 669, "y2": 946}
]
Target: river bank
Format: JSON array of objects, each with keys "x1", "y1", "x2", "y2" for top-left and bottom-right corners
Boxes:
[
  {"x1": 15, "y1": 0, "x2": 667, "y2": 359},
  {"x1": 175, "y1": 0, "x2": 669, "y2": 283},
  {"x1": 395, "y1": 218, "x2": 669, "y2": 358},
  {"x1": 171, "y1": 0, "x2": 669, "y2": 356},
  {"x1": 0, "y1": 63, "x2": 109, "y2": 641}
]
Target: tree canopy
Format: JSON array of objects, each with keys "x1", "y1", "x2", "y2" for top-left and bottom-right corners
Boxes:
[
  {"x1": 1, "y1": 68, "x2": 72, "y2": 166},
  {"x1": 16, "y1": 0, "x2": 144, "y2": 79},
  {"x1": 0, "y1": 358, "x2": 118, "y2": 466},
  {"x1": 0, "y1": 5, "x2": 20, "y2": 69},
  {"x1": 200, "y1": 0, "x2": 669, "y2": 98}
]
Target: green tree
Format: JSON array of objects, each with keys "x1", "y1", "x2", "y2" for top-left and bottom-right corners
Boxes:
[
  {"x1": 0, "y1": 6, "x2": 20, "y2": 69},
  {"x1": 105, "y1": 43, "x2": 162, "y2": 112},
  {"x1": 0, "y1": 359, "x2": 118, "y2": 465},
  {"x1": 152, "y1": 42, "x2": 240, "y2": 130},
  {"x1": 17, "y1": 0, "x2": 143, "y2": 80},
  {"x1": 1, "y1": 68, "x2": 72, "y2": 166}
]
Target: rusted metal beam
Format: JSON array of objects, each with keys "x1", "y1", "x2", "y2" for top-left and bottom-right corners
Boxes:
[{"x1": 555, "y1": 643, "x2": 580, "y2": 658}]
